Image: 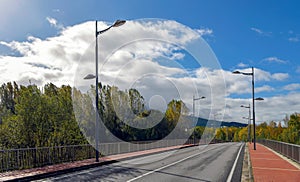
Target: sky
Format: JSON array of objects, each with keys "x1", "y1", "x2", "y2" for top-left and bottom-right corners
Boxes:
[{"x1": 0, "y1": 0, "x2": 300, "y2": 124}]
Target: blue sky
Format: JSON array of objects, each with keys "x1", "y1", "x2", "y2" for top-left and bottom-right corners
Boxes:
[
  {"x1": 1, "y1": 1, "x2": 300, "y2": 74},
  {"x1": 0, "y1": 0, "x2": 300, "y2": 123}
]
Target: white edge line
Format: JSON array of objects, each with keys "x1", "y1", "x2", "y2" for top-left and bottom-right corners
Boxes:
[
  {"x1": 226, "y1": 143, "x2": 244, "y2": 182},
  {"x1": 126, "y1": 146, "x2": 214, "y2": 182}
]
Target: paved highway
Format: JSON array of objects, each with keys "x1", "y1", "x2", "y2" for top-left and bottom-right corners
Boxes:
[{"x1": 39, "y1": 142, "x2": 244, "y2": 182}]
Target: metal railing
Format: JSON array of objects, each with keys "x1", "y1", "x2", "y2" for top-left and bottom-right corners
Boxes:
[
  {"x1": 0, "y1": 139, "x2": 194, "y2": 172},
  {"x1": 258, "y1": 139, "x2": 300, "y2": 164},
  {"x1": 0, "y1": 144, "x2": 96, "y2": 172}
]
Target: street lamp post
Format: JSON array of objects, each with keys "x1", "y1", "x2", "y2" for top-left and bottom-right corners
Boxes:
[
  {"x1": 241, "y1": 104, "x2": 251, "y2": 143},
  {"x1": 84, "y1": 20, "x2": 126, "y2": 162},
  {"x1": 193, "y1": 95, "x2": 205, "y2": 145},
  {"x1": 233, "y1": 67, "x2": 264, "y2": 150},
  {"x1": 233, "y1": 67, "x2": 265, "y2": 150}
]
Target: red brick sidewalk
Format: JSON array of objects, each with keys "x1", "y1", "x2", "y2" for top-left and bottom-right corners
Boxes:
[
  {"x1": 249, "y1": 143, "x2": 300, "y2": 182},
  {"x1": 0, "y1": 144, "x2": 193, "y2": 181}
]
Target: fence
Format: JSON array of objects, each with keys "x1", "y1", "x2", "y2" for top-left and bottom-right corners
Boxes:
[
  {"x1": 258, "y1": 139, "x2": 300, "y2": 164},
  {"x1": 0, "y1": 139, "x2": 194, "y2": 172}
]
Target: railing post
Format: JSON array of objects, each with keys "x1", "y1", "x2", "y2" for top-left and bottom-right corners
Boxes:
[
  {"x1": 72, "y1": 146, "x2": 75, "y2": 162},
  {"x1": 48, "y1": 147, "x2": 51, "y2": 165},
  {"x1": 34, "y1": 148, "x2": 37, "y2": 168},
  {"x1": 16, "y1": 149, "x2": 19, "y2": 169},
  {"x1": 298, "y1": 146, "x2": 300, "y2": 163},
  {"x1": 6, "y1": 151, "x2": 8, "y2": 171},
  {"x1": 292, "y1": 145, "x2": 294, "y2": 160}
]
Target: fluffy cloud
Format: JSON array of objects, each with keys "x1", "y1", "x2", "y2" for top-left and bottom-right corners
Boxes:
[
  {"x1": 230, "y1": 67, "x2": 288, "y2": 82},
  {"x1": 223, "y1": 92, "x2": 300, "y2": 123},
  {"x1": 0, "y1": 19, "x2": 297, "y2": 123},
  {"x1": 283, "y1": 83, "x2": 300, "y2": 91},
  {"x1": 255, "y1": 85, "x2": 274, "y2": 93},
  {"x1": 272, "y1": 73, "x2": 289, "y2": 81}
]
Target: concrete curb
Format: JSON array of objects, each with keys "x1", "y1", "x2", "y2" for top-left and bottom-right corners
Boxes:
[
  {"x1": 5, "y1": 160, "x2": 117, "y2": 182},
  {"x1": 241, "y1": 143, "x2": 253, "y2": 182}
]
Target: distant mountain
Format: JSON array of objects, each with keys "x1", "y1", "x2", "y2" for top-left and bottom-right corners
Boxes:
[{"x1": 196, "y1": 117, "x2": 247, "y2": 128}]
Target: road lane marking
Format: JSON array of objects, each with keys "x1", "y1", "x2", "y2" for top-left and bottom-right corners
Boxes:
[
  {"x1": 251, "y1": 158, "x2": 282, "y2": 160},
  {"x1": 253, "y1": 167, "x2": 300, "y2": 172},
  {"x1": 126, "y1": 145, "x2": 216, "y2": 182},
  {"x1": 226, "y1": 143, "x2": 244, "y2": 182}
]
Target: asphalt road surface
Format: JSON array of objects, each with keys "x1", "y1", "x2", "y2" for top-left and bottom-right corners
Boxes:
[{"x1": 38, "y1": 142, "x2": 245, "y2": 182}]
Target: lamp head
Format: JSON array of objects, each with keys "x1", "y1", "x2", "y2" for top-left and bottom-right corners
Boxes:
[
  {"x1": 232, "y1": 71, "x2": 241, "y2": 74},
  {"x1": 84, "y1": 74, "x2": 96, "y2": 80},
  {"x1": 112, "y1": 20, "x2": 126, "y2": 27}
]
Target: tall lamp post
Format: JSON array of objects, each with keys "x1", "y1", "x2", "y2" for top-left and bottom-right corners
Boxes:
[
  {"x1": 84, "y1": 20, "x2": 126, "y2": 162},
  {"x1": 241, "y1": 104, "x2": 251, "y2": 143},
  {"x1": 233, "y1": 67, "x2": 264, "y2": 150},
  {"x1": 193, "y1": 95, "x2": 205, "y2": 145}
]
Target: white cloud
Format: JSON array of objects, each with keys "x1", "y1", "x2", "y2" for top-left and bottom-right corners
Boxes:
[
  {"x1": 254, "y1": 93, "x2": 300, "y2": 122},
  {"x1": 263, "y1": 57, "x2": 288, "y2": 64},
  {"x1": 232, "y1": 67, "x2": 287, "y2": 82},
  {"x1": 255, "y1": 85, "x2": 274, "y2": 93},
  {"x1": 251, "y1": 27, "x2": 271, "y2": 36},
  {"x1": 251, "y1": 27, "x2": 263, "y2": 34},
  {"x1": 288, "y1": 37, "x2": 299, "y2": 42},
  {"x1": 272, "y1": 73, "x2": 289, "y2": 81},
  {"x1": 237, "y1": 62, "x2": 248, "y2": 68},
  {"x1": 283, "y1": 83, "x2": 300, "y2": 91},
  {"x1": 0, "y1": 20, "x2": 298, "y2": 124},
  {"x1": 52, "y1": 9, "x2": 61, "y2": 13},
  {"x1": 46, "y1": 16, "x2": 64, "y2": 30},
  {"x1": 46, "y1": 17, "x2": 57, "y2": 26},
  {"x1": 224, "y1": 92, "x2": 300, "y2": 123},
  {"x1": 0, "y1": 21, "x2": 94, "y2": 86},
  {"x1": 196, "y1": 28, "x2": 213, "y2": 36}
]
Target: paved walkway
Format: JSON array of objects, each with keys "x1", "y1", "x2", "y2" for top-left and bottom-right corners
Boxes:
[
  {"x1": 249, "y1": 143, "x2": 300, "y2": 182},
  {"x1": 0, "y1": 144, "x2": 193, "y2": 181}
]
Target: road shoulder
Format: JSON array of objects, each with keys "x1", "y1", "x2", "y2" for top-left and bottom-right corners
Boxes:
[{"x1": 241, "y1": 143, "x2": 253, "y2": 182}]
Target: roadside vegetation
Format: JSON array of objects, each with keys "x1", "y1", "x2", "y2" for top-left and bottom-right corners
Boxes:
[{"x1": 0, "y1": 82, "x2": 299, "y2": 149}]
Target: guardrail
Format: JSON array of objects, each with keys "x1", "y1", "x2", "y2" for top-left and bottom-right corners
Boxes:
[
  {"x1": 258, "y1": 139, "x2": 300, "y2": 164},
  {"x1": 0, "y1": 139, "x2": 194, "y2": 172}
]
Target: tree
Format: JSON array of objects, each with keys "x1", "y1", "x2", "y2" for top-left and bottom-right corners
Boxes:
[
  {"x1": 238, "y1": 127, "x2": 248, "y2": 141},
  {"x1": 215, "y1": 128, "x2": 226, "y2": 141}
]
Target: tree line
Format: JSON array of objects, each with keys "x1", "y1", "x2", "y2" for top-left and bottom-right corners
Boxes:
[
  {"x1": 0, "y1": 82, "x2": 193, "y2": 149},
  {"x1": 213, "y1": 113, "x2": 300, "y2": 145},
  {"x1": 0, "y1": 82, "x2": 299, "y2": 149}
]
